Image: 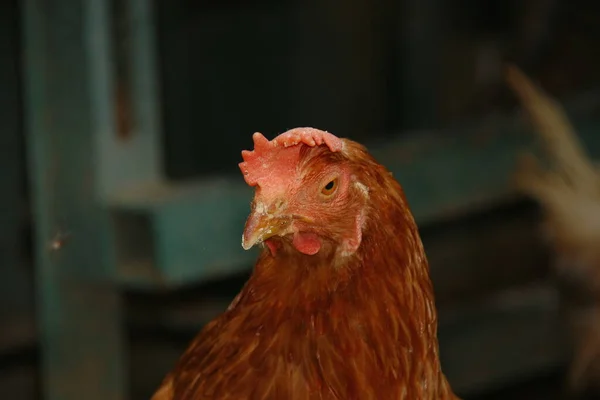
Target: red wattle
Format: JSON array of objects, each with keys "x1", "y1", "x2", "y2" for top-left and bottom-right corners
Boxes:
[{"x1": 292, "y1": 232, "x2": 321, "y2": 255}]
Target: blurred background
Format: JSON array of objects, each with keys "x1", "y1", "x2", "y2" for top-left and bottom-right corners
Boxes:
[{"x1": 3, "y1": 0, "x2": 600, "y2": 398}]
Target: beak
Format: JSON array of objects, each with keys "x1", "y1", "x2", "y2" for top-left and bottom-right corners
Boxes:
[{"x1": 241, "y1": 210, "x2": 291, "y2": 250}]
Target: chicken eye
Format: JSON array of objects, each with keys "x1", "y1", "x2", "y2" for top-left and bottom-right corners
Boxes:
[{"x1": 321, "y1": 178, "x2": 338, "y2": 196}]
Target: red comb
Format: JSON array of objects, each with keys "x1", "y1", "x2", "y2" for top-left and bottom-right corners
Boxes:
[{"x1": 239, "y1": 128, "x2": 343, "y2": 187}]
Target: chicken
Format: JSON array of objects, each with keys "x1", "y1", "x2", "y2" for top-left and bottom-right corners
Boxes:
[
  {"x1": 506, "y1": 65, "x2": 600, "y2": 395},
  {"x1": 152, "y1": 127, "x2": 459, "y2": 399}
]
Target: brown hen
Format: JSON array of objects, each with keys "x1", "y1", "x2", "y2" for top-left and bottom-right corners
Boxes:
[{"x1": 152, "y1": 128, "x2": 459, "y2": 399}]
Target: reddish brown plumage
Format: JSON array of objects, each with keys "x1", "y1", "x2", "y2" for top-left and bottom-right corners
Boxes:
[{"x1": 152, "y1": 128, "x2": 459, "y2": 399}]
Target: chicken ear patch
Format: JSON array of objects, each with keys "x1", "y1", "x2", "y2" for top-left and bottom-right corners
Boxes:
[{"x1": 339, "y1": 212, "x2": 366, "y2": 257}]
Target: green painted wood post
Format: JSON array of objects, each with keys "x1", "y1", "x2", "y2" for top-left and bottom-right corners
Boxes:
[
  {"x1": 94, "y1": 0, "x2": 162, "y2": 201},
  {"x1": 22, "y1": 0, "x2": 127, "y2": 398}
]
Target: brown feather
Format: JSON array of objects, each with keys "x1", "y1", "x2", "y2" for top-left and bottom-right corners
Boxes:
[{"x1": 152, "y1": 139, "x2": 459, "y2": 399}]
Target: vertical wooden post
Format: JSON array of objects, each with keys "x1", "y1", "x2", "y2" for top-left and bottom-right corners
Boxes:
[{"x1": 22, "y1": 0, "x2": 127, "y2": 398}]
